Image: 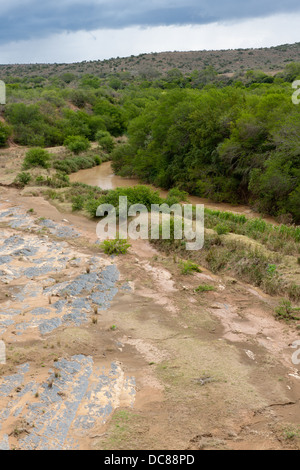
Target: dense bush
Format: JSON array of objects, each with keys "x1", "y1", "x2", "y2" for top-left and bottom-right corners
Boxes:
[
  {"x1": 5, "y1": 103, "x2": 63, "y2": 146},
  {"x1": 93, "y1": 99, "x2": 127, "y2": 136},
  {"x1": 53, "y1": 154, "x2": 98, "y2": 174},
  {"x1": 23, "y1": 148, "x2": 51, "y2": 169},
  {"x1": 64, "y1": 135, "x2": 91, "y2": 154},
  {"x1": 165, "y1": 188, "x2": 189, "y2": 205},
  {"x1": 5, "y1": 91, "x2": 111, "y2": 147},
  {"x1": 46, "y1": 172, "x2": 70, "y2": 188},
  {"x1": 96, "y1": 130, "x2": 115, "y2": 153},
  {"x1": 100, "y1": 238, "x2": 131, "y2": 255},
  {"x1": 2, "y1": 66, "x2": 300, "y2": 224},
  {"x1": 0, "y1": 122, "x2": 11, "y2": 147},
  {"x1": 72, "y1": 195, "x2": 85, "y2": 212},
  {"x1": 278, "y1": 62, "x2": 300, "y2": 82},
  {"x1": 85, "y1": 185, "x2": 162, "y2": 217},
  {"x1": 112, "y1": 84, "x2": 300, "y2": 223}
]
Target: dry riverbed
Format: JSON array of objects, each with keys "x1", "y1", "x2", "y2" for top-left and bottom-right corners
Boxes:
[{"x1": 0, "y1": 162, "x2": 300, "y2": 449}]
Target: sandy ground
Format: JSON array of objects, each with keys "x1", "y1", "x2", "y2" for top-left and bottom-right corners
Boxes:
[{"x1": 0, "y1": 182, "x2": 299, "y2": 451}]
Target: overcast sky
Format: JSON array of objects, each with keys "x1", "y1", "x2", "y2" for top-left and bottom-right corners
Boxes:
[{"x1": 0, "y1": 0, "x2": 299, "y2": 64}]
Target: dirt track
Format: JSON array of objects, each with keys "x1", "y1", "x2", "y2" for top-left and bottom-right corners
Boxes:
[{"x1": 0, "y1": 184, "x2": 299, "y2": 450}]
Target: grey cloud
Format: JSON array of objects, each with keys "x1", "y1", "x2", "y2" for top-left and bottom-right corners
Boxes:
[{"x1": 0, "y1": 0, "x2": 300, "y2": 45}]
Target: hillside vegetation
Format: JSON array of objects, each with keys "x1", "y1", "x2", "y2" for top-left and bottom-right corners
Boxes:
[
  {"x1": 1, "y1": 42, "x2": 300, "y2": 77},
  {"x1": 0, "y1": 45, "x2": 300, "y2": 452},
  {"x1": 0, "y1": 48, "x2": 299, "y2": 223}
]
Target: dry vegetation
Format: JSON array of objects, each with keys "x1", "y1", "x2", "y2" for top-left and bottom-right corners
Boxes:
[{"x1": 1, "y1": 42, "x2": 300, "y2": 78}]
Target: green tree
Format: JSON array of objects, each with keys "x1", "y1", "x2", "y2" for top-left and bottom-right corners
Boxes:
[
  {"x1": 96, "y1": 130, "x2": 115, "y2": 153},
  {"x1": 64, "y1": 135, "x2": 91, "y2": 154},
  {"x1": 93, "y1": 99, "x2": 127, "y2": 136}
]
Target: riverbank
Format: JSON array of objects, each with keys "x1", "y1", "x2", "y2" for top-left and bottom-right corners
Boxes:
[
  {"x1": 70, "y1": 161, "x2": 278, "y2": 223},
  {"x1": 0, "y1": 149, "x2": 300, "y2": 450}
]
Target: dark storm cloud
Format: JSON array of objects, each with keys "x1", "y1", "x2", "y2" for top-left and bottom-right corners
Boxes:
[{"x1": 0, "y1": 0, "x2": 300, "y2": 44}]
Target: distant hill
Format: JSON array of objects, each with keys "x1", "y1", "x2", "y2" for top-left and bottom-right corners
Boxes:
[{"x1": 0, "y1": 42, "x2": 300, "y2": 78}]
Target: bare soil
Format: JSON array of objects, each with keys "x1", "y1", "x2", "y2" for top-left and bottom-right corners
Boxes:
[{"x1": 0, "y1": 162, "x2": 300, "y2": 450}]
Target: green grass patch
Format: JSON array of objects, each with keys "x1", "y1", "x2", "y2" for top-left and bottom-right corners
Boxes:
[
  {"x1": 179, "y1": 260, "x2": 202, "y2": 275},
  {"x1": 195, "y1": 284, "x2": 216, "y2": 292},
  {"x1": 275, "y1": 299, "x2": 300, "y2": 322},
  {"x1": 203, "y1": 208, "x2": 300, "y2": 256},
  {"x1": 100, "y1": 238, "x2": 131, "y2": 255}
]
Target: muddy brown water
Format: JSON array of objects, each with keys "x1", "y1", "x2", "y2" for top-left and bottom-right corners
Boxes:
[{"x1": 70, "y1": 161, "x2": 275, "y2": 222}]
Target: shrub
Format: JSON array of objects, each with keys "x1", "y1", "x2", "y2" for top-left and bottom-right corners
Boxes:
[
  {"x1": 15, "y1": 172, "x2": 31, "y2": 186},
  {"x1": 85, "y1": 197, "x2": 103, "y2": 218},
  {"x1": 85, "y1": 185, "x2": 162, "y2": 217},
  {"x1": 23, "y1": 148, "x2": 51, "y2": 169},
  {"x1": 35, "y1": 175, "x2": 46, "y2": 185},
  {"x1": 64, "y1": 135, "x2": 91, "y2": 154},
  {"x1": 266, "y1": 264, "x2": 277, "y2": 276},
  {"x1": 0, "y1": 122, "x2": 11, "y2": 147},
  {"x1": 93, "y1": 99, "x2": 127, "y2": 136},
  {"x1": 72, "y1": 195, "x2": 85, "y2": 212},
  {"x1": 245, "y1": 218, "x2": 267, "y2": 235},
  {"x1": 287, "y1": 284, "x2": 300, "y2": 302},
  {"x1": 180, "y1": 260, "x2": 202, "y2": 275},
  {"x1": 215, "y1": 223, "x2": 230, "y2": 235},
  {"x1": 165, "y1": 188, "x2": 189, "y2": 205},
  {"x1": 94, "y1": 155, "x2": 102, "y2": 165},
  {"x1": 100, "y1": 238, "x2": 131, "y2": 255},
  {"x1": 53, "y1": 159, "x2": 77, "y2": 174},
  {"x1": 96, "y1": 131, "x2": 115, "y2": 153},
  {"x1": 5, "y1": 103, "x2": 63, "y2": 147},
  {"x1": 275, "y1": 299, "x2": 300, "y2": 321},
  {"x1": 53, "y1": 155, "x2": 96, "y2": 174},
  {"x1": 45, "y1": 172, "x2": 70, "y2": 188}
]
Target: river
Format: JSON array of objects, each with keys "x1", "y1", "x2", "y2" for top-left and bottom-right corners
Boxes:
[{"x1": 70, "y1": 161, "x2": 275, "y2": 221}]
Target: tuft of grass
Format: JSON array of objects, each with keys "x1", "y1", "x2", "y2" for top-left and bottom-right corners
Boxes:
[
  {"x1": 282, "y1": 426, "x2": 300, "y2": 440},
  {"x1": 100, "y1": 238, "x2": 131, "y2": 255},
  {"x1": 180, "y1": 260, "x2": 202, "y2": 275},
  {"x1": 195, "y1": 284, "x2": 216, "y2": 293},
  {"x1": 275, "y1": 299, "x2": 300, "y2": 321},
  {"x1": 215, "y1": 223, "x2": 230, "y2": 235},
  {"x1": 288, "y1": 283, "x2": 300, "y2": 302},
  {"x1": 15, "y1": 171, "x2": 31, "y2": 187}
]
